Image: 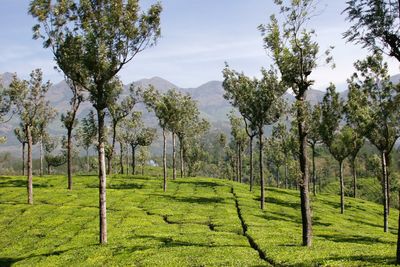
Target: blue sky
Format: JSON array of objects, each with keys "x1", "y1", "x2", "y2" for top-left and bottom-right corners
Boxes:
[{"x1": 0, "y1": 0, "x2": 398, "y2": 90}]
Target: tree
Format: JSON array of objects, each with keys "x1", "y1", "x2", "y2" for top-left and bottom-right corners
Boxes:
[
  {"x1": 61, "y1": 79, "x2": 84, "y2": 188},
  {"x1": 138, "y1": 147, "x2": 150, "y2": 175},
  {"x1": 119, "y1": 111, "x2": 156, "y2": 175},
  {"x1": 184, "y1": 120, "x2": 211, "y2": 177},
  {"x1": 107, "y1": 86, "x2": 135, "y2": 174},
  {"x1": 37, "y1": 102, "x2": 57, "y2": 177},
  {"x1": 76, "y1": 110, "x2": 98, "y2": 173},
  {"x1": 320, "y1": 84, "x2": 353, "y2": 214},
  {"x1": 223, "y1": 71, "x2": 259, "y2": 190},
  {"x1": 265, "y1": 136, "x2": 285, "y2": 187},
  {"x1": 30, "y1": 0, "x2": 162, "y2": 244},
  {"x1": 260, "y1": 0, "x2": 333, "y2": 246},
  {"x1": 228, "y1": 111, "x2": 247, "y2": 183},
  {"x1": 44, "y1": 136, "x2": 67, "y2": 174},
  {"x1": 306, "y1": 104, "x2": 322, "y2": 195},
  {"x1": 14, "y1": 126, "x2": 28, "y2": 176},
  {"x1": 272, "y1": 122, "x2": 293, "y2": 189},
  {"x1": 346, "y1": 52, "x2": 400, "y2": 233},
  {"x1": 174, "y1": 95, "x2": 202, "y2": 179},
  {"x1": 9, "y1": 69, "x2": 54, "y2": 204},
  {"x1": 222, "y1": 66, "x2": 285, "y2": 210},
  {"x1": 344, "y1": 0, "x2": 400, "y2": 61},
  {"x1": 143, "y1": 87, "x2": 178, "y2": 191}
]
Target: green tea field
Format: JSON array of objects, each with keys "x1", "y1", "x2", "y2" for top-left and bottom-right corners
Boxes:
[{"x1": 0, "y1": 174, "x2": 398, "y2": 266}]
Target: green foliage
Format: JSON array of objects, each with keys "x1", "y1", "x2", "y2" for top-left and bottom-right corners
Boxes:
[
  {"x1": 76, "y1": 110, "x2": 98, "y2": 152},
  {"x1": 347, "y1": 52, "x2": 400, "y2": 154},
  {"x1": 344, "y1": 0, "x2": 400, "y2": 61}
]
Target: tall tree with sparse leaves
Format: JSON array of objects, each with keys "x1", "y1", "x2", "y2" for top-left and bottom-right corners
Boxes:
[
  {"x1": 260, "y1": 0, "x2": 333, "y2": 246},
  {"x1": 346, "y1": 52, "x2": 400, "y2": 233},
  {"x1": 223, "y1": 66, "x2": 285, "y2": 210},
  {"x1": 30, "y1": 0, "x2": 162, "y2": 244},
  {"x1": 9, "y1": 69, "x2": 55, "y2": 205}
]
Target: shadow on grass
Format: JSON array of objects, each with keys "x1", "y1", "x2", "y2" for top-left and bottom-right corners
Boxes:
[
  {"x1": 0, "y1": 179, "x2": 53, "y2": 188},
  {"x1": 134, "y1": 234, "x2": 248, "y2": 249},
  {"x1": 175, "y1": 180, "x2": 222, "y2": 188},
  {"x1": 323, "y1": 254, "x2": 396, "y2": 265},
  {"x1": 0, "y1": 249, "x2": 71, "y2": 266},
  {"x1": 263, "y1": 196, "x2": 300, "y2": 209},
  {"x1": 108, "y1": 183, "x2": 144, "y2": 190},
  {"x1": 318, "y1": 234, "x2": 395, "y2": 245},
  {"x1": 150, "y1": 193, "x2": 224, "y2": 204}
]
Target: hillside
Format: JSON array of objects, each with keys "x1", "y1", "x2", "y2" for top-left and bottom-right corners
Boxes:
[
  {"x1": 0, "y1": 174, "x2": 398, "y2": 266},
  {"x1": 0, "y1": 72, "x2": 333, "y2": 155}
]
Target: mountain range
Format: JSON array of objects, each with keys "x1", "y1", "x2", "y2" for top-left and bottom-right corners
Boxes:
[{"x1": 1, "y1": 72, "x2": 399, "y2": 155}]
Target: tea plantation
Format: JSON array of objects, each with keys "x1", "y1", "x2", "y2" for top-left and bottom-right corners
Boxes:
[{"x1": 0, "y1": 174, "x2": 398, "y2": 266}]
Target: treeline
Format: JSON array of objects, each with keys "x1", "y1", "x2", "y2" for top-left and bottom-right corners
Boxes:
[{"x1": 1, "y1": 0, "x2": 400, "y2": 263}]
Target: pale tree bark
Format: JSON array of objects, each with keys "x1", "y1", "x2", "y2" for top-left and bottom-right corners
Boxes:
[
  {"x1": 107, "y1": 124, "x2": 117, "y2": 175},
  {"x1": 26, "y1": 125, "x2": 33, "y2": 205},
  {"x1": 180, "y1": 143, "x2": 184, "y2": 178},
  {"x1": 131, "y1": 145, "x2": 136, "y2": 175},
  {"x1": 249, "y1": 136, "x2": 254, "y2": 191},
  {"x1": 381, "y1": 150, "x2": 389, "y2": 233},
  {"x1": 163, "y1": 128, "x2": 167, "y2": 192},
  {"x1": 311, "y1": 144, "x2": 317, "y2": 196},
  {"x1": 67, "y1": 128, "x2": 73, "y2": 190},
  {"x1": 40, "y1": 136, "x2": 43, "y2": 177},
  {"x1": 119, "y1": 142, "x2": 124, "y2": 174},
  {"x1": 259, "y1": 128, "x2": 265, "y2": 210},
  {"x1": 351, "y1": 157, "x2": 357, "y2": 198},
  {"x1": 172, "y1": 133, "x2": 176, "y2": 180},
  {"x1": 238, "y1": 143, "x2": 242, "y2": 183},
  {"x1": 97, "y1": 109, "x2": 107, "y2": 244},
  {"x1": 22, "y1": 142, "x2": 26, "y2": 176},
  {"x1": 284, "y1": 158, "x2": 288, "y2": 189},
  {"x1": 396, "y1": 188, "x2": 400, "y2": 263},
  {"x1": 339, "y1": 160, "x2": 345, "y2": 214},
  {"x1": 86, "y1": 149, "x2": 90, "y2": 173},
  {"x1": 297, "y1": 98, "x2": 312, "y2": 247}
]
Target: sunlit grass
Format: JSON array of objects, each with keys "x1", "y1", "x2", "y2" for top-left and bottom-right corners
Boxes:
[{"x1": 0, "y1": 174, "x2": 398, "y2": 266}]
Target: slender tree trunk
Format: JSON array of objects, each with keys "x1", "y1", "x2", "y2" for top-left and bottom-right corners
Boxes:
[
  {"x1": 141, "y1": 163, "x2": 144, "y2": 175},
  {"x1": 385, "y1": 152, "x2": 391, "y2": 215},
  {"x1": 119, "y1": 142, "x2": 124, "y2": 174},
  {"x1": 163, "y1": 128, "x2": 167, "y2": 192},
  {"x1": 351, "y1": 157, "x2": 357, "y2": 198},
  {"x1": 339, "y1": 160, "x2": 345, "y2": 214},
  {"x1": 40, "y1": 136, "x2": 43, "y2": 177},
  {"x1": 312, "y1": 145, "x2": 316, "y2": 196},
  {"x1": 396, "y1": 188, "x2": 400, "y2": 264},
  {"x1": 126, "y1": 145, "x2": 129, "y2": 175},
  {"x1": 381, "y1": 150, "x2": 389, "y2": 232},
  {"x1": 236, "y1": 144, "x2": 240, "y2": 182},
  {"x1": 26, "y1": 125, "x2": 33, "y2": 205},
  {"x1": 86, "y1": 149, "x2": 90, "y2": 173},
  {"x1": 172, "y1": 133, "x2": 176, "y2": 180},
  {"x1": 67, "y1": 128, "x2": 73, "y2": 190},
  {"x1": 276, "y1": 166, "x2": 280, "y2": 188},
  {"x1": 238, "y1": 144, "x2": 242, "y2": 183},
  {"x1": 297, "y1": 98, "x2": 312, "y2": 247},
  {"x1": 97, "y1": 109, "x2": 107, "y2": 244},
  {"x1": 22, "y1": 142, "x2": 25, "y2": 176},
  {"x1": 284, "y1": 157, "x2": 288, "y2": 189},
  {"x1": 259, "y1": 128, "x2": 265, "y2": 210},
  {"x1": 48, "y1": 164, "x2": 51, "y2": 175},
  {"x1": 131, "y1": 145, "x2": 136, "y2": 175},
  {"x1": 180, "y1": 140, "x2": 184, "y2": 178},
  {"x1": 107, "y1": 124, "x2": 117, "y2": 175},
  {"x1": 249, "y1": 136, "x2": 254, "y2": 191}
]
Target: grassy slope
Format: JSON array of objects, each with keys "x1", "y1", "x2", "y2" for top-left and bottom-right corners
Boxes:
[{"x1": 0, "y1": 174, "x2": 398, "y2": 266}]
